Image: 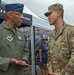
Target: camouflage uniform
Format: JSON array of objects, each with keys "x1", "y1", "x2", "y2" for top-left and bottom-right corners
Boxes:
[{"x1": 47, "y1": 22, "x2": 74, "y2": 75}]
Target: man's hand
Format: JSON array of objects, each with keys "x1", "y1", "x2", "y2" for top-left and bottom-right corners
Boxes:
[
  {"x1": 10, "y1": 58, "x2": 18, "y2": 63},
  {"x1": 52, "y1": 73, "x2": 59, "y2": 75},
  {"x1": 10, "y1": 59, "x2": 29, "y2": 66},
  {"x1": 49, "y1": 71, "x2": 54, "y2": 75},
  {"x1": 16, "y1": 60, "x2": 29, "y2": 66},
  {"x1": 49, "y1": 71, "x2": 59, "y2": 75}
]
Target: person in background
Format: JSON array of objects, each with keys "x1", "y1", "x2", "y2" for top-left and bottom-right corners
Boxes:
[
  {"x1": 44, "y1": 3, "x2": 74, "y2": 75},
  {"x1": 38, "y1": 38, "x2": 49, "y2": 75},
  {"x1": 0, "y1": 3, "x2": 29, "y2": 75}
]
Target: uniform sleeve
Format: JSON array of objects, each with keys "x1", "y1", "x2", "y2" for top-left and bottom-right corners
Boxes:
[
  {"x1": 47, "y1": 36, "x2": 53, "y2": 72},
  {"x1": 0, "y1": 33, "x2": 10, "y2": 71},
  {"x1": 59, "y1": 28, "x2": 74, "y2": 75},
  {"x1": 22, "y1": 37, "x2": 29, "y2": 63},
  {"x1": 0, "y1": 57, "x2": 10, "y2": 71}
]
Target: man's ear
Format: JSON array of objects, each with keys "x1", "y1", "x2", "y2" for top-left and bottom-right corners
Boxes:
[
  {"x1": 6, "y1": 11, "x2": 13, "y2": 18},
  {"x1": 57, "y1": 10, "x2": 62, "y2": 17}
]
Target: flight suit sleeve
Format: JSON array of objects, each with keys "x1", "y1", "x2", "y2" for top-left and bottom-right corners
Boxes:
[
  {"x1": 22, "y1": 38, "x2": 29, "y2": 63},
  {"x1": 59, "y1": 28, "x2": 74, "y2": 75},
  {"x1": 0, "y1": 33, "x2": 10, "y2": 71},
  {"x1": 0, "y1": 57, "x2": 10, "y2": 71}
]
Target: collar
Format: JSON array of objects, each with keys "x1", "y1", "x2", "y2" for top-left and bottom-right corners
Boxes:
[
  {"x1": 2, "y1": 21, "x2": 18, "y2": 31},
  {"x1": 52, "y1": 22, "x2": 65, "y2": 39},
  {"x1": 2, "y1": 21, "x2": 10, "y2": 29}
]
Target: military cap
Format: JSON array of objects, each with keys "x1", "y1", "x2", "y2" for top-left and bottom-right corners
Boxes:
[
  {"x1": 5, "y1": 3, "x2": 24, "y2": 13},
  {"x1": 44, "y1": 3, "x2": 64, "y2": 17},
  {"x1": 42, "y1": 38, "x2": 48, "y2": 41}
]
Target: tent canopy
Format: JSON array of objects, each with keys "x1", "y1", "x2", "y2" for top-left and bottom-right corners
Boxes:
[
  {"x1": 23, "y1": 4, "x2": 54, "y2": 30},
  {"x1": 0, "y1": 3, "x2": 54, "y2": 30}
]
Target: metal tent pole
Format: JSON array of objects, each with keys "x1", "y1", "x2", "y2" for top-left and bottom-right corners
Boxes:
[
  {"x1": 0, "y1": 0, "x2": 1, "y2": 4},
  {"x1": 31, "y1": 26, "x2": 36, "y2": 75}
]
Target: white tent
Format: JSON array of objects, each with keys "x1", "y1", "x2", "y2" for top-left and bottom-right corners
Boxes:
[{"x1": 23, "y1": 4, "x2": 54, "y2": 31}]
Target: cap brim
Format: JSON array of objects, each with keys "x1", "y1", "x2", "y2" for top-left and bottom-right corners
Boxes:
[
  {"x1": 42, "y1": 38, "x2": 48, "y2": 41},
  {"x1": 44, "y1": 11, "x2": 52, "y2": 17}
]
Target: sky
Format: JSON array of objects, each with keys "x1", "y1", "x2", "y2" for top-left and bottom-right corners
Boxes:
[{"x1": 2, "y1": 0, "x2": 74, "y2": 25}]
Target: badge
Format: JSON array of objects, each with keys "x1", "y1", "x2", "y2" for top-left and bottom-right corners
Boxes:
[
  {"x1": 17, "y1": 36, "x2": 23, "y2": 40},
  {"x1": 45, "y1": 47, "x2": 48, "y2": 50},
  {"x1": 7, "y1": 35, "x2": 13, "y2": 41}
]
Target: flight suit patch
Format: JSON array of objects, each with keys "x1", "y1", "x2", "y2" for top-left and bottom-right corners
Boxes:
[
  {"x1": 7, "y1": 34, "x2": 13, "y2": 41},
  {"x1": 17, "y1": 36, "x2": 23, "y2": 40}
]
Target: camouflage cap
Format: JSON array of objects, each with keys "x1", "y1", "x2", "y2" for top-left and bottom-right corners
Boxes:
[{"x1": 44, "y1": 3, "x2": 64, "y2": 17}]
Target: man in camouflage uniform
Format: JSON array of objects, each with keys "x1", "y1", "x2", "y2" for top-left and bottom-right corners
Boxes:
[{"x1": 44, "y1": 3, "x2": 74, "y2": 75}]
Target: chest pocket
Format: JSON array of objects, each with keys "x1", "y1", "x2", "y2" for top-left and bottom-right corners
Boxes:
[
  {"x1": 58, "y1": 36, "x2": 71, "y2": 58},
  {"x1": 58, "y1": 36, "x2": 66, "y2": 47},
  {"x1": 16, "y1": 36, "x2": 24, "y2": 49}
]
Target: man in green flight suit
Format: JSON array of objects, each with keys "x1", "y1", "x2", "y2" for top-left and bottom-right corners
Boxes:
[
  {"x1": 0, "y1": 3, "x2": 29, "y2": 75},
  {"x1": 44, "y1": 3, "x2": 74, "y2": 75}
]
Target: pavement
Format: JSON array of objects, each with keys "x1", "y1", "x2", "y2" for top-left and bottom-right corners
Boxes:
[{"x1": 24, "y1": 65, "x2": 41, "y2": 75}]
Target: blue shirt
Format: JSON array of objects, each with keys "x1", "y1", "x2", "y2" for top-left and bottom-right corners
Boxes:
[{"x1": 39, "y1": 44, "x2": 48, "y2": 58}]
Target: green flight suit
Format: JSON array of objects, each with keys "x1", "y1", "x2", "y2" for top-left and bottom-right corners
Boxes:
[
  {"x1": 47, "y1": 22, "x2": 74, "y2": 75},
  {"x1": 0, "y1": 21, "x2": 29, "y2": 75}
]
